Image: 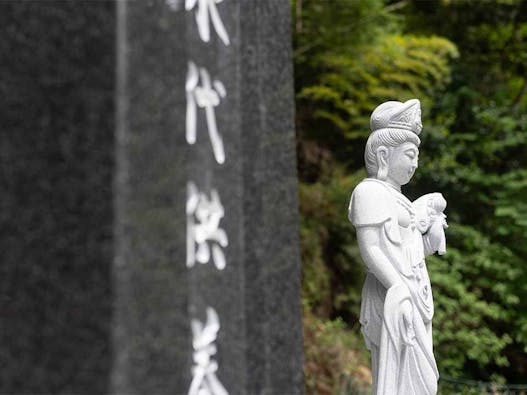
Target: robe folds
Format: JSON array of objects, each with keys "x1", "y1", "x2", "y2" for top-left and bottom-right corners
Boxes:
[{"x1": 349, "y1": 178, "x2": 439, "y2": 395}]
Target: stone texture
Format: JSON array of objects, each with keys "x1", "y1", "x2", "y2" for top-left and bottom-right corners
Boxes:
[
  {"x1": 181, "y1": 0, "x2": 304, "y2": 393},
  {"x1": 112, "y1": 1, "x2": 191, "y2": 392},
  {"x1": 239, "y1": 2, "x2": 304, "y2": 392},
  {"x1": 349, "y1": 100, "x2": 444, "y2": 394},
  {"x1": 0, "y1": 2, "x2": 114, "y2": 394},
  {"x1": 0, "y1": 1, "x2": 303, "y2": 394}
]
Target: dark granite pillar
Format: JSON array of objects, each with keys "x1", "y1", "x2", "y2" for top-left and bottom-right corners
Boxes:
[
  {"x1": 0, "y1": 1, "x2": 303, "y2": 394},
  {"x1": 111, "y1": 1, "x2": 191, "y2": 393},
  {"x1": 115, "y1": 0, "x2": 303, "y2": 393},
  {"x1": 0, "y1": 2, "x2": 115, "y2": 394}
]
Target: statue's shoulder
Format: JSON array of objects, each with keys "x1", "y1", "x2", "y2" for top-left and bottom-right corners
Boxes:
[
  {"x1": 352, "y1": 178, "x2": 392, "y2": 198},
  {"x1": 349, "y1": 179, "x2": 395, "y2": 227}
]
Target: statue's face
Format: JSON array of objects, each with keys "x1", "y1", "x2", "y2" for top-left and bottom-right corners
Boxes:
[{"x1": 386, "y1": 142, "x2": 419, "y2": 186}]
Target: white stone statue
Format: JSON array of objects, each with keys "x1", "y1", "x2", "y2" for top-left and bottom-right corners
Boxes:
[{"x1": 348, "y1": 99, "x2": 447, "y2": 395}]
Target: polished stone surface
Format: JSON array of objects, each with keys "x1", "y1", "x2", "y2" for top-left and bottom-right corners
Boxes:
[
  {"x1": 0, "y1": 1, "x2": 302, "y2": 393},
  {"x1": 112, "y1": 1, "x2": 191, "y2": 393},
  {"x1": 0, "y1": 3, "x2": 114, "y2": 393},
  {"x1": 181, "y1": 0, "x2": 303, "y2": 393}
]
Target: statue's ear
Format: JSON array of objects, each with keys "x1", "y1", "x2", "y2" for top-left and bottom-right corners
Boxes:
[{"x1": 376, "y1": 146, "x2": 389, "y2": 180}]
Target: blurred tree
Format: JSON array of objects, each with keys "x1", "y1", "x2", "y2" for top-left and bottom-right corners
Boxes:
[
  {"x1": 403, "y1": 0, "x2": 527, "y2": 382},
  {"x1": 295, "y1": 0, "x2": 527, "y2": 389}
]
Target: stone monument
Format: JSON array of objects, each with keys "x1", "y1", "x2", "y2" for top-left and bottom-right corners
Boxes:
[
  {"x1": 0, "y1": 1, "x2": 303, "y2": 394},
  {"x1": 348, "y1": 99, "x2": 447, "y2": 395}
]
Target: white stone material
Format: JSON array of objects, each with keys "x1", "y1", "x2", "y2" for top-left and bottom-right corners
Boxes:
[
  {"x1": 185, "y1": 0, "x2": 230, "y2": 46},
  {"x1": 188, "y1": 307, "x2": 229, "y2": 395},
  {"x1": 187, "y1": 182, "x2": 229, "y2": 270},
  {"x1": 349, "y1": 99, "x2": 447, "y2": 395},
  {"x1": 186, "y1": 61, "x2": 227, "y2": 164}
]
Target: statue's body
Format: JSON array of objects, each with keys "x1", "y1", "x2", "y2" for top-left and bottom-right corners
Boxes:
[{"x1": 349, "y1": 99, "x2": 447, "y2": 395}]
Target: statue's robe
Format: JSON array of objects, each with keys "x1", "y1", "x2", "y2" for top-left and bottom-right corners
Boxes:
[{"x1": 349, "y1": 178, "x2": 439, "y2": 395}]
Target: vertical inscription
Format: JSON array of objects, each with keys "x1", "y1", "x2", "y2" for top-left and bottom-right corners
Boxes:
[{"x1": 168, "y1": 0, "x2": 232, "y2": 393}]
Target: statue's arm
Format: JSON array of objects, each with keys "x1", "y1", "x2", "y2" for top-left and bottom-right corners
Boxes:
[
  {"x1": 356, "y1": 225, "x2": 404, "y2": 289},
  {"x1": 357, "y1": 225, "x2": 414, "y2": 330}
]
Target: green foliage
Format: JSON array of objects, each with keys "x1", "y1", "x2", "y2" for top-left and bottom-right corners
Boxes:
[
  {"x1": 299, "y1": 35, "x2": 458, "y2": 142},
  {"x1": 430, "y1": 223, "x2": 520, "y2": 374},
  {"x1": 403, "y1": 0, "x2": 527, "y2": 380},
  {"x1": 300, "y1": 164, "x2": 366, "y2": 319},
  {"x1": 296, "y1": 0, "x2": 527, "y2": 387},
  {"x1": 303, "y1": 308, "x2": 371, "y2": 395}
]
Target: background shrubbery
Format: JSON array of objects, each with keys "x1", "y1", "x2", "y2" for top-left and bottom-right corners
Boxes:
[{"x1": 294, "y1": 0, "x2": 527, "y2": 392}]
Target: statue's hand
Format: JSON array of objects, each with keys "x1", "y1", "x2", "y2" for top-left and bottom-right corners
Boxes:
[
  {"x1": 401, "y1": 299, "x2": 416, "y2": 344},
  {"x1": 385, "y1": 284, "x2": 416, "y2": 345},
  {"x1": 401, "y1": 299, "x2": 413, "y2": 326}
]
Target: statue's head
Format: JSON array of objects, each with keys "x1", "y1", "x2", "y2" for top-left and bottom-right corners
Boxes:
[{"x1": 364, "y1": 99, "x2": 422, "y2": 186}]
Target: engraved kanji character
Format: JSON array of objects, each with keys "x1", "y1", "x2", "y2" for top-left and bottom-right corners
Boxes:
[
  {"x1": 186, "y1": 182, "x2": 228, "y2": 270},
  {"x1": 188, "y1": 307, "x2": 228, "y2": 395},
  {"x1": 186, "y1": 62, "x2": 226, "y2": 164},
  {"x1": 185, "y1": 0, "x2": 230, "y2": 46}
]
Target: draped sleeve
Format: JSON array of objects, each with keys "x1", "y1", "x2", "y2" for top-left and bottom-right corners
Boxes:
[{"x1": 349, "y1": 179, "x2": 394, "y2": 227}]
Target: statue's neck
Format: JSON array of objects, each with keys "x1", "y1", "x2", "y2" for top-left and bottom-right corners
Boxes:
[
  {"x1": 366, "y1": 177, "x2": 400, "y2": 191},
  {"x1": 373, "y1": 177, "x2": 401, "y2": 192},
  {"x1": 366, "y1": 178, "x2": 411, "y2": 207},
  {"x1": 385, "y1": 178, "x2": 401, "y2": 192}
]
